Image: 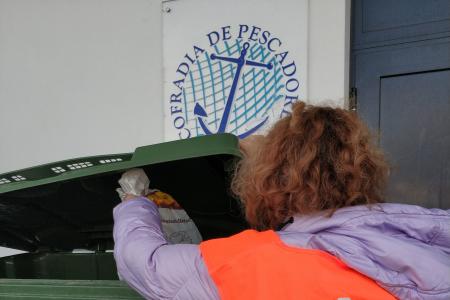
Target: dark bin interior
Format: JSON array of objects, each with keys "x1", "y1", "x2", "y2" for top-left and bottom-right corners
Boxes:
[{"x1": 0, "y1": 134, "x2": 248, "y2": 281}]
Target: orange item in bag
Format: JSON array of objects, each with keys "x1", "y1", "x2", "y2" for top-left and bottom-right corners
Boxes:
[{"x1": 146, "y1": 191, "x2": 181, "y2": 209}]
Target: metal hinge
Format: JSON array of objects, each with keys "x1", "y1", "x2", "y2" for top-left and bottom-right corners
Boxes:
[{"x1": 349, "y1": 87, "x2": 357, "y2": 111}]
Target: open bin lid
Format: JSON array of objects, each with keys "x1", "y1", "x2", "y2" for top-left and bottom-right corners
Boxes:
[{"x1": 0, "y1": 134, "x2": 247, "y2": 252}]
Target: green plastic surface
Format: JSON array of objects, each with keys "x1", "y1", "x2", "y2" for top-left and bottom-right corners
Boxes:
[
  {"x1": 0, "y1": 279, "x2": 143, "y2": 299},
  {"x1": 0, "y1": 252, "x2": 118, "y2": 280}
]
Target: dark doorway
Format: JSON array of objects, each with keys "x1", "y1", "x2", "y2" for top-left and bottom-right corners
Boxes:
[{"x1": 351, "y1": 0, "x2": 450, "y2": 209}]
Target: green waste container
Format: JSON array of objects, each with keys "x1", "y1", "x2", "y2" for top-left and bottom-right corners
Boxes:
[{"x1": 0, "y1": 134, "x2": 247, "y2": 299}]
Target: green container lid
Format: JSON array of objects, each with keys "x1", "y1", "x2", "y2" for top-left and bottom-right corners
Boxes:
[{"x1": 0, "y1": 134, "x2": 247, "y2": 252}]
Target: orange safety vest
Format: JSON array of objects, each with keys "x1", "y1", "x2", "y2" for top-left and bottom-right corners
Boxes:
[{"x1": 200, "y1": 230, "x2": 396, "y2": 300}]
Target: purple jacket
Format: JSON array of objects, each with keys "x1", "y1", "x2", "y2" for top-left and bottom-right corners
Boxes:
[{"x1": 113, "y1": 198, "x2": 450, "y2": 299}]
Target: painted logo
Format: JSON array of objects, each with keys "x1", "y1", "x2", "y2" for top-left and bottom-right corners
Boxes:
[{"x1": 169, "y1": 24, "x2": 300, "y2": 139}]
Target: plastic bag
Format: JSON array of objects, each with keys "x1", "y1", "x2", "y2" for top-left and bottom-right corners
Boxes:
[{"x1": 146, "y1": 191, "x2": 202, "y2": 244}]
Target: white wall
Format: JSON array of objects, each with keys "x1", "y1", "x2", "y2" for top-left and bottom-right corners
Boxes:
[
  {"x1": 308, "y1": 0, "x2": 351, "y2": 107},
  {"x1": 0, "y1": 0, "x2": 350, "y2": 172},
  {"x1": 0, "y1": 0, "x2": 164, "y2": 173},
  {"x1": 0, "y1": 0, "x2": 350, "y2": 256}
]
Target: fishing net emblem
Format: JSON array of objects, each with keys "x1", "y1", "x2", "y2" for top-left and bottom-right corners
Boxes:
[{"x1": 182, "y1": 39, "x2": 286, "y2": 138}]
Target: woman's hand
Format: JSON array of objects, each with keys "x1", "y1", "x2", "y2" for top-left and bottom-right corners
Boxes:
[{"x1": 116, "y1": 168, "x2": 150, "y2": 202}]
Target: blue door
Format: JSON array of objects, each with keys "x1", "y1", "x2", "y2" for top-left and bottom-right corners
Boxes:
[{"x1": 351, "y1": 0, "x2": 450, "y2": 209}]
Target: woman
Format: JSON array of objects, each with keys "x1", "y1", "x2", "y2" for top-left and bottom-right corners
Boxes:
[{"x1": 113, "y1": 102, "x2": 450, "y2": 299}]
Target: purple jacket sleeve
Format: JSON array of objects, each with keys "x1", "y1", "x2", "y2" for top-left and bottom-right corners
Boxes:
[{"x1": 113, "y1": 197, "x2": 219, "y2": 300}]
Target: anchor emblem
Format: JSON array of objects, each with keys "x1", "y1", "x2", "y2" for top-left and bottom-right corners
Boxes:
[{"x1": 194, "y1": 42, "x2": 273, "y2": 139}]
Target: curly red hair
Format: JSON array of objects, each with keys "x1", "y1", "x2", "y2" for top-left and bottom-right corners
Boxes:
[{"x1": 232, "y1": 102, "x2": 389, "y2": 230}]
